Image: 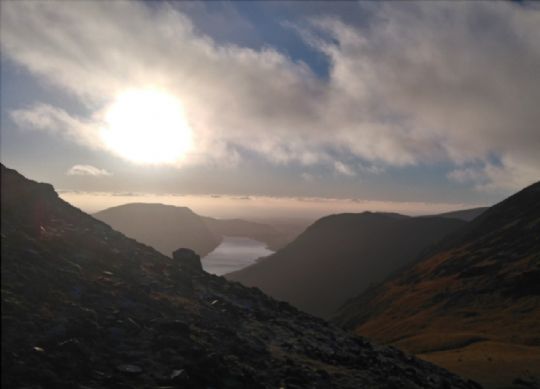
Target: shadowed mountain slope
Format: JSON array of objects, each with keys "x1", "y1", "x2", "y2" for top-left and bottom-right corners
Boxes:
[
  {"x1": 227, "y1": 212, "x2": 465, "y2": 318},
  {"x1": 94, "y1": 203, "x2": 221, "y2": 257},
  {"x1": 431, "y1": 207, "x2": 488, "y2": 222},
  {"x1": 0, "y1": 164, "x2": 480, "y2": 388},
  {"x1": 334, "y1": 182, "x2": 540, "y2": 388}
]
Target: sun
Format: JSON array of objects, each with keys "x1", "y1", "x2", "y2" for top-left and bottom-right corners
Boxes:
[{"x1": 100, "y1": 89, "x2": 193, "y2": 164}]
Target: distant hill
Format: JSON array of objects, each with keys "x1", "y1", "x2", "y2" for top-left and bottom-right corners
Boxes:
[
  {"x1": 202, "y1": 217, "x2": 292, "y2": 251},
  {"x1": 94, "y1": 204, "x2": 300, "y2": 258},
  {"x1": 251, "y1": 218, "x2": 314, "y2": 250},
  {"x1": 0, "y1": 164, "x2": 478, "y2": 388},
  {"x1": 227, "y1": 212, "x2": 465, "y2": 318},
  {"x1": 334, "y1": 182, "x2": 540, "y2": 388},
  {"x1": 430, "y1": 207, "x2": 489, "y2": 222},
  {"x1": 94, "y1": 203, "x2": 221, "y2": 257}
]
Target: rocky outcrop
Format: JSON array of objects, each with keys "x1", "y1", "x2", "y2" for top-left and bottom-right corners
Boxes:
[
  {"x1": 1, "y1": 164, "x2": 479, "y2": 389},
  {"x1": 173, "y1": 247, "x2": 203, "y2": 272}
]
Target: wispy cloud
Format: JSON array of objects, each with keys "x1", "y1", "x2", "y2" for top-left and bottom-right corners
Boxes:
[
  {"x1": 448, "y1": 155, "x2": 540, "y2": 192},
  {"x1": 10, "y1": 104, "x2": 101, "y2": 149},
  {"x1": 333, "y1": 161, "x2": 355, "y2": 176},
  {"x1": 1, "y1": 1, "x2": 539, "y2": 190},
  {"x1": 67, "y1": 164, "x2": 112, "y2": 177}
]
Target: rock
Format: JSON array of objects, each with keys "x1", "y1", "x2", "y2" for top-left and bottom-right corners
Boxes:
[
  {"x1": 172, "y1": 248, "x2": 202, "y2": 272},
  {"x1": 57, "y1": 338, "x2": 85, "y2": 356},
  {"x1": 170, "y1": 369, "x2": 188, "y2": 383},
  {"x1": 513, "y1": 377, "x2": 540, "y2": 388},
  {"x1": 116, "y1": 364, "x2": 143, "y2": 375},
  {"x1": 107, "y1": 326, "x2": 127, "y2": 340},
  {"x1": 155, "y1": 319, "x2": 190, "y2": 334}
]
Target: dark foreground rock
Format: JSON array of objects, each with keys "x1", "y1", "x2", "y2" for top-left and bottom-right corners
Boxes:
[
  {"x1": 0, "y1": 164, "x2": 480, "y2": 389},
  {"x1": 173, "y1": 247, "x2": 203, "y2": 272}
]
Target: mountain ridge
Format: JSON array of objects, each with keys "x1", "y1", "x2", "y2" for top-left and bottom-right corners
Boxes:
[
  {"x1": 427, "y1": 207, "x2": 488, "y2": 222},
  {"x1": 333, "y1": 181, "x2": 540, "y2": 388},
  {"x1": 227, "y1": 211, "x2": 465, "y2": 318},
  {"x1": 94, "y1": 203, "x2": 300, "y2": 259},
  {"x1": 1, "y1": 164, "x2": 479, "y2": 388}
]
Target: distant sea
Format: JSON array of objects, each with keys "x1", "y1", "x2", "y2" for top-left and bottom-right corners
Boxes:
[{"x1": 201, "y1": 236, "x2": 274, "y2": 276}]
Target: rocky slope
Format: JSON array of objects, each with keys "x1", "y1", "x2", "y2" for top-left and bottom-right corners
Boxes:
[
  {"x1": 94, "y1": 203, "x2": 221, "y2": 257},
  {"x1": 228, "y1": 212, "x2": 465, "y2": 318},
  {"x1": 1, "y1": 164, "x2": 479, "y2": 388},
  {"x1": 334, "y1": 182, "x2": 540, "y2": 388}
]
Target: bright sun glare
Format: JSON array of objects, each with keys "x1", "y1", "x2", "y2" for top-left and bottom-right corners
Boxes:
[{"x1": 101, "y1": 89, "x2": 193, "y2": 164}]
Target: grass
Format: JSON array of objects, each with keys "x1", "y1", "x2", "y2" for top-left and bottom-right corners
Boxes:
[
  {"x1": 418, "y1": 340, "x2": 540, "y2": 389},
  {"x1": 393, "y1": 332, "x2": 488, "y2": 354}
]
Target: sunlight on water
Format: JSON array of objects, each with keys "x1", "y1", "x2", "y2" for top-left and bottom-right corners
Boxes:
[{"x1": 202, "y1": 236, "x2": 274, "y2": 276}]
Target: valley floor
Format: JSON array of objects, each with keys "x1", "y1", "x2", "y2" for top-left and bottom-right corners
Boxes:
[{"x1": 418, "y1": 341, "x2": 540, "y2": 389}]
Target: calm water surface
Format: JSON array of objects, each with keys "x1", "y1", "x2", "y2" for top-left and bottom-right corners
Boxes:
[{"x1": 202, "y1": 236, "x2": 274, "y2": 276}]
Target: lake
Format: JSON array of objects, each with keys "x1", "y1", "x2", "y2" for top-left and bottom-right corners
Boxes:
[{"x1": 201, "y1": 236, "x2": 274, "y2": 276}]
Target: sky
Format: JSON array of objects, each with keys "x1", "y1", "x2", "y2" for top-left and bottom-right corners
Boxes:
[{"x1": 1, "y1": 1, "x2": 539, "y2": 218}]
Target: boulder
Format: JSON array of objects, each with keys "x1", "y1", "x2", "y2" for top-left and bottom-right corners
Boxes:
[{"x1": 172, "y1": 248, "x2": 202, "y2": 272}]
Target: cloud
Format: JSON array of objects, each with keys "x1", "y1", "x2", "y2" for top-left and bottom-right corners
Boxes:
[
  {"x1": 448, "y1": 155, "x2": 540, "y2": 192},
  {"x1": 10, "y1": 104, "x2": 101, "y2": 149},
  {"x1": 448, "y1": 167, "x2": 483, "y2": 185},
  {"x1": 333, "y1": 161, "x2": 355, "y2": 176},
  {"x1": 301, "y1": 172, "x2": 315, "y2": 182},
  {"x1": 358, "y1": 164, "x2": 384, "y2": 175},
  {"x1": 1, "y1": 1, "x2": 539, "y2": 190},
  {"x1": 67, "y1": 165, "x2": 112, "y2": 177}
]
